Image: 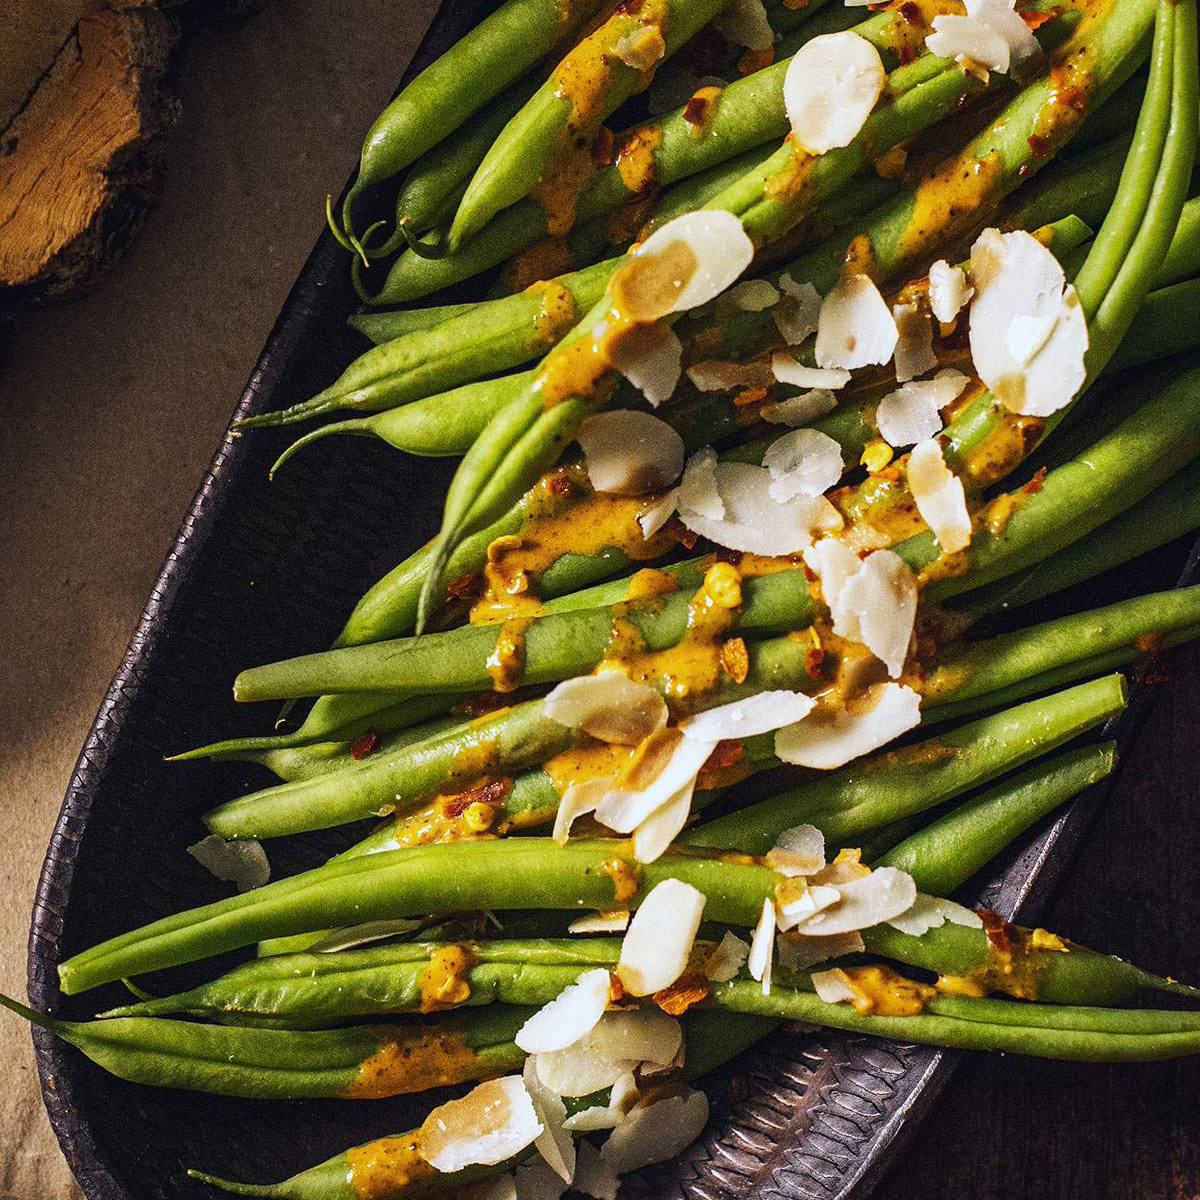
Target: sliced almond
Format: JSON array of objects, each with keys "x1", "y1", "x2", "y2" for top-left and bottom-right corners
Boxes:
[
  {"x1": 686, "y1": 358, "x2": 774, "y2": 393},
  {"x1": 187, "y1": 835, "x2": 270, "y2": 893},
  {"x1": 617, "y1": 877, "x2": 706, "y2": 995},
  {"x1": 595, "y1": 730, "x2": 715, "y2": 833},
  {"x1": 875, "y1": 369, "x2": 969, "y2": 448},
  {"x1": 682, "y1": 690, "x2": 817, "y2": 742},
  {"x1": 928, "y1": 259, "x2": 973, "y2": 323},
  {"x1": 774, "y1": 274, "x2": 822, "y2": 344},
  {"x1": 418, "y1": 1076, "x2": 542, "y2": 1171},
  {"x1": 714, "y1": 0, "x2": 775, "y2": 50},
  {"x1": 578, "y1": 410, "x2": 685, "y2": 496},
  {"x1": 678, "y1": 447, "x2": 724, "y2": 519},
  {"x1": 967, "y1": 0, "x2": 1043, "y2": 78},
  {"x1": 837, "y1": 549, "x2": 917, "y2": 678},
  {"x1": 765, "y1": 823, "x2": 826, "y2": 875},
  {"x1": 522, "y1": 1056, "x2": 576, "y2": 1184},
  {"x1": 908, "y1": 438, "x2": 972, "y2": 553},
  {"x1": 788, "y1": 866, "x2": 918, "y2": 935},
  {"x1": 763, "y1": 428, "x2": 845, "y2": 501},
  {"x1": 704, "y1": 930, "x2": 751, "y2": 982},
  {"x1": 811, "y1": 967, "x2": 860, "y2": 1003},
  {"x1": 637, "y1": 488, "x2": 679, "y2": 539},
  {"x1": 600, "y1": 1090, "x2": 710, "y2": 1174},
  {"x1": 553, "y1": 776, "x2": 611, "y2": 845},
  {"x1": 887, "y1": 893, "x2": 983, "y2": 936},
  {"x1": 803, "y1": 537, "x2": 863, "y2": 616},
  {"x1": 534, "y1": 1010, "x2": 680, "y2": 1096},
  {"x1": 892, "y1": 301, "x2": 938, "y2": 383},
  {"x1": 544, "y1": 672, "x2": 668, "y2": 745},
  {"x1": 815, "y1": 273, "x2": 899, "y2": 370},
  {"x1": 677, "y1": 460, "x2": 843, "y2": 555},
  {"x1": 926, "y1": 13, "x2": 1011, "y2": 75},
  {"x1": 747, "y1": 897, "x2": 776, "y2": 994},
  {"x1": 776, "y1": 929, "x2": 865, "y2": 971},
  {"x1": 784, "y1": 32, "x2": 886, "y2": 154},
  {"x1": 776, "y1": 882, "x2": 841, "y2": 928},
  {"x1": 622, "y1": 211, "x2": 754, "y2": 320},
  {"x1": 775, "y1": 682, "x2": 922, "y2": 769},
  {"x1": 569, "y1": 910, "x2": 631, "y2": 934},
  {"x1": 632, "y1": 778, "x2": 696, "y2": 864},
  {"x1": 730, "y1": 278, "x2": 781, "y2": 310},
  {"x1": 606, "y1": 323, "x2": 683, "y2": 408},
  {"x1": 562, "y1": 1070, "x2": 640, "y2": 1132},
  {"x1": 761, "y1": 388, "x2": 839, "y2": 427},
  {"x1": 516, "y1": 968, "x2": 612, "y2": 1053},
  {"x1": 771, "y1": 355, "x2": 852, "y2": 390}
]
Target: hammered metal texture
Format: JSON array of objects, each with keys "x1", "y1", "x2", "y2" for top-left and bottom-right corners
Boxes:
[{"x1": 24, "y1": 3, "x2": 1200, "y2": 1198}]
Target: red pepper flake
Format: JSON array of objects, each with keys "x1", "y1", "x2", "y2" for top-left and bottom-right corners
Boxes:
[
  {"x1": 682, "y1": 94, "x2": 712, "y2": 128},
  {"x1": 653, "y1": 973, "x2": 710, "y2": 1015},
  {"x1": 442, "y1": 778, "x2": 513, "y2": 818},
  {"x1": 898, "y1": 40, "x2": 918, "y2": 64},
  {"x1": 669, "y1": 521, "x2": 699, "y2": 549},
  {"x1": 547, "y1": 471, "x2": 575, "y2": 498},
  {"x1": 805, "y1": 646, "x2": 826, "y2": 677},
  {"x1": 979, "y1": 908, "x2": 1017, "y2": 954},
  {"x1": 899, "y1": 1, "x2": 922, "y2": 24},
  {"x1": 591, "y1": 125, "x2": 615, "y2": 167},
  {"x1": 702, "y1": 739, "x2": 745, "y2": 773},
  {"x1": 447, "y1": 572, "x2": 483, "y2": 600},
  {"x1": 350, "y1": 729, "x2": 381, "y2": 760},
  {"x1": 1027, "y1": 133, "x2": 1051, "y2": 158},
  {"x1": 1021, "y1": 467, "x2": 1046, "y2": 494},
  {"x1": 1018, "y1": 6, "x2": 1058, "y2": 27},
  {"x1": 738, "y1": 47, "x2": 774, "y2": 75},
  {"x1": 734, "y1": 385, "x2": 769, "y2": 407},
  {"x1": 452, "y1": 690, "x2": 511, "y2": 716}
]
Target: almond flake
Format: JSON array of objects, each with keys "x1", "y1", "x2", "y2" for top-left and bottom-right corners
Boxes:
[
  {"x1": 926, "y1": 13, "x2": 1011, "y2": 75},
  {"x1": 678, "y1": 447, "x2": 724, "y2": 519},
  {"x1": 187, "y1": 835, "x2": 269, "y2": 893},
  {"x1": 714, "y1": 0, "x2": 775, "y2": 50},
  {"x1": 928, "y1": 260, "x2": 973, "y2": 323},
  {"x1": 624, "y1": 211, "x2": 754, "y2": 320},
  {"x1": 775, "y1": 682, "x2": 922, "y2": 768},
  {"x1": 968, "y1": 0, "x2": 1043, "y2": 79},
  {"x1": 632, "y1": 779, "x2": 696, "y2": 864},
  {"x1": 607, "y1": 322, "x2": 683, "y2": 407},
  {"x1": 803, "y1": 537, "x2": 863, "y2": 611},
  {"x1": 418, "y1": 1076, "x2": 542, "y2": 1171},
  {"x1": 562, "y1": 1070, "x2": 640, "y2": 1131},
  {"x1": 574, "y1": 1142, "x2": 621, "y2": 1200},
  {"x1": 534, "y1": 1010, "x2": 680, "y2": 1096},
  {"x1": 787, "y1": 866, "x2": 918, "y2": 935},
  {"x1": 968, "y1": 227, "x2": 1087, "y2": 416},
  {"x1": 569, "y1": 910, "x2": 631, "y2": 934},
  {"x1": 771, "y1": 355, "x2": 852, "y2": 390},
  {"x1": 766, "y1": 823, "x2": 826, "y2": 875},
  {"x1": 774, "y1": 275, "x2": 822, "y2": 344},
  {"x1": 811, "y1": 967, "x2": 860, "y2": 1003},
  {"x1": 730, "y1": 278, "x2": 781, "y2": 310},
  {"x1": 887, "y1": 893, "x2": 983, "y2": 936},
  {"x1": 516, "y1": 968, "x2": 612, "y2": 1053},
  {"x1": 553, "y1": 777, "x2": 610, "y2": 845},
  {"x1": 837, "y1": 549, "x2": 917, "y2": 677},
  {"x1": 677, "y1": 460, "x2": 843, "y2": 555},
  {"x1": 595, "y1": 731, "x2": 715, "y2": 833},
  {"x1": 682, "y1": 691, "x2": 817, "y2": 741},
  {"x1": 892, "y1": 301, "x2": 938, "y2": 382},
  {"x1": 748, "y1": 897, "x2": 776, "y2": 994},
  {"x1": 600, "y1": 1090, "x2": 710, "y2": 1174},
  {"x1": 763, "y1": 428, "x2": 845, "y2": 501},
  {"x1": 522, "y1": 1056, "x2": 576, "y2": 1183},
  {"x1": 875, "y1": 370, "x2": 968, "y2": 447},
  {"x1": 761, "y1": 388, "x2": 839, "y2": 427},
  {"x1": 776, "y1": 929, "x2": 865, "y2": 971},
  {"x1": 776, "y1": 883, "x2": 840, "y2": 928},
  {"x1": 686, "y1": 358, "x2": 774, "y2": 392},
  {"x1": 544, "y1": 672, "x2": 668, "y2": 745},
  {"x1": 704, "y1": 930, "x2": 751, "y2": 981},
  {"x1": 578, "y1": 410, "x2": 685, "y2": 496},
  {"x1": 908, "y1": 439, "x2": 972, "y2": 553},
  {"x1": 815, "y1": 273, "x2": 899, "y2": 370},
  {"x1": 638, "y1": 488, "x2": 679, "y2": 539},
  {"x1": 784, "y1": 32, "x2": 886, "y2": 154},
  {"x1": 617, "y1": 877, "x2": 706, "y2": 995}
]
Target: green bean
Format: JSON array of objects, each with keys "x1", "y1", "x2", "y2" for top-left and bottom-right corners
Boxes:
[
  {"x1": 334, "y1": 0, "x2": 608, "y2": 254},
  {"x1": 925, "y1": 995, "x2": 1200, "y2": 1032},
  {"x1": 448, "y1": 0, "x2": 737, "y2": 249},
  {"x1": 347, "y1": 298, "x2": 480, "y2": 343},
  {"x1": 684, "y1": 673, "x2": 1126, "y2": 853},
  {"x1": 0, "y1": 991, "x2": 529, "y2": 1100},
  {"x1": 206, "y1": 634, "x2": 818, "y2": 840},
  {"x1": 1001, "y1": 133, "x2": 1131, "y2": 234}
]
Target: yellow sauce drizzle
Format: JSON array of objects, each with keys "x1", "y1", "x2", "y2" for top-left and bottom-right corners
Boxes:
[
  {"x1": 343, "y1": 1026, "x2": 480, "y2": 1099},
  {"x1": 486, "y1": 618, "x2": 532, "y2": 692},
  {"x1": 615, "y1": 122, "x2": 663, "y2": 193},
  {"x1": 346, "y1": 1132, "x2": 435, "y2": 1200},
  {"x1": 602, "y1": 853, "x2": 642, "y2": 902},
  {"x1": 419, "y1": 944, "x2": 475, "y2": 1013},
  {"x1": 838, "y1": 965, "x2": 937, "y2": 1016}
]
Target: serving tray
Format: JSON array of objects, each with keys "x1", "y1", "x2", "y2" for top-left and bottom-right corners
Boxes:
[{"x1": 26, "y1": 4, "x2": 1200, "y2": 1198}]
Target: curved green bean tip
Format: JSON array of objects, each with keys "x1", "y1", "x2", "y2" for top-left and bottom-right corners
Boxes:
[
  {"x1": 324, "y1": 193, "x2": 356, "y2": 255},
  {"x1": 398, "y1": 216, "x2": 451, "y2": 260},
  {"x1": 267, "y1": 418, "x2": 370, "y2": 480},
  {"x1": 350, "y1": 250, "x2": 378, "y2": 306},
  {"x1": 185, "y1": 1172, "x2": 270, "y2": 1198}
]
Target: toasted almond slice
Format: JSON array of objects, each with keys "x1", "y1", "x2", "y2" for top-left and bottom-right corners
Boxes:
[
  {"x1": 574, "y1": 1142, "x2": 621, "y2": 1200},
  {"x1": 761, "y1": 388, "x2": 839, "y2": 427},
  {"x1": 967, "y1": 0, "x2": 1043, "y2": 78},
  {"x1": 747, "y1": 897, "x2": 776, "y2": 994},
  {"x1": 637, "y1": 488, "x2": 679, "y2": 539},
  {"x1": 715, "y1": 0, "x2": 775, "y2": 49},
  {"x1": 562, "y1": 1070, "x2": 640, "y2": 1132},
  {"x1": 774, "y1": 274, "x2": 822, "y2": 344},
  {"x1": 579, "y1": 410, "x2": 685, "y2": 496},
  {"x1": 771, "y1": 355, "x2": 852, "y2": 390},
  {"x1": 815, "y1": 273, "x2": 899, "y2": 370},
  {"x1": 617, "y1": 877, "x2": 706, "y2": 995},
  {"x1": 533, "y1": 1010, "x2": 680, "y2": 1095},
  {"x1": 683, "y1": 691, "x2": 816, "y2": 741},
  {"x1": 875, "y1": 369, "x2": 969, "y2": 447},
  {"x1": 730, "y1": 278, "x2": 781, "y2": 310},
  {"x1": 908, "y1": 439, "x2": 972, "y2": 553},
  {"x1": 678, "y1": 447, "x2": 724, "y2": 519},
  {"x1": 704, "y1": 930, "x2": 751, "y2": 982},
  {"x1": 838, "y1": 549, "x2": 917, "y2": 678},
  {"x1": 968, "y1": 227, "x2": 1087, "y2": 416},
  {"x1": 418, "y1": 1076, "x2": 542, "y2": 1171},
  {"x1": 892, "y1": 301, "x2": 938, "y2": 383},
  {"x1": 784, "y1": 32, "x2": 886, "y2": 154},
  {"x1": 553, "y1": 777, "x2": 611, "y2": 845},
  {"x1": 789, "y1": 866, "x2": 918, "y2": 935},
  {"x1": 811, "y1": 967, "x2": 860, "y2": 1003},
  {"x1": 516, "y1": 968, "x2": 612, "y2": 1053},
  {"x1": 776, "y1": 882, "x2": 840, "y2": 928},
  {"x1": 766, "y1": 823, "x2": 826, "y2": 874},
  {"x1": 632, "y1": 778, "x2": 696, "y2": 864},
  {"x1": 803, "y1": 537, "x2": 863, "y2": 617},
  {"x1": 544, "y1": 672, "x2": 668, "y2": 746},
  {"x1": 776, "y1": 929, "x2": 865, "y2": 971},
  {"x1": 775, "y1": 682, "x2": 922, "y2": 769},
  {"x1": 534, "y1": 1048, "x2": 639, "y2": 1099},
  {"x1": 600, "y1": 1090, "x2": 710, "y2": 1173},
  {"x1": 606, "y1": 323, "x2": 683, "y2": 408},
  {"x1": 622, "y1": 211, "x2": 754, "y2": 320},
  {"x1": 595, "y1": 731, "x2": 714, "y2": 833},
  {"x1": 928, "y1": 260, "x2": 973, "y2": 323},
  {"x1": 926, "y1": 13, "x2": 1010, "y2": 74},
  {"x1": 763, "y1": 428, "x2": 845, "y2": 501},
  {"x1": 569, "y1": 910, "x2": 631, "y2": 934},
  {"x1": 187, "y1": 835, "x2": 270, "y2": 893},
  {"x1": 522, "y1": 1056, "x2": 575, "y2": 1184},
  {"x1": 887, "y1": 893, "x2": 983, "y2": 936},
  {"x1": 678, "y1": 460, "x2": 843, "y2": 555},
  {"x1": 686, "y1": 358, "x2": 774, "y2": 392}
]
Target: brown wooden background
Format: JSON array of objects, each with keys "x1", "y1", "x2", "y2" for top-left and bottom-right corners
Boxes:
[{"x1": 1, "y1": 2, "x2": 1197, "y2": 1197}]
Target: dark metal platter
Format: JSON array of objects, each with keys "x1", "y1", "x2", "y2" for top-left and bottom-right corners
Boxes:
[{"x1": 26, "y1": 4, "x2": 1199, "y2": 1198}]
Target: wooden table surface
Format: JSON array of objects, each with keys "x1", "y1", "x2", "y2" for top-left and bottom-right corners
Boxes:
[{"x1": 2, "y1": 2, "x2": 1198, "y2": 1197}]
